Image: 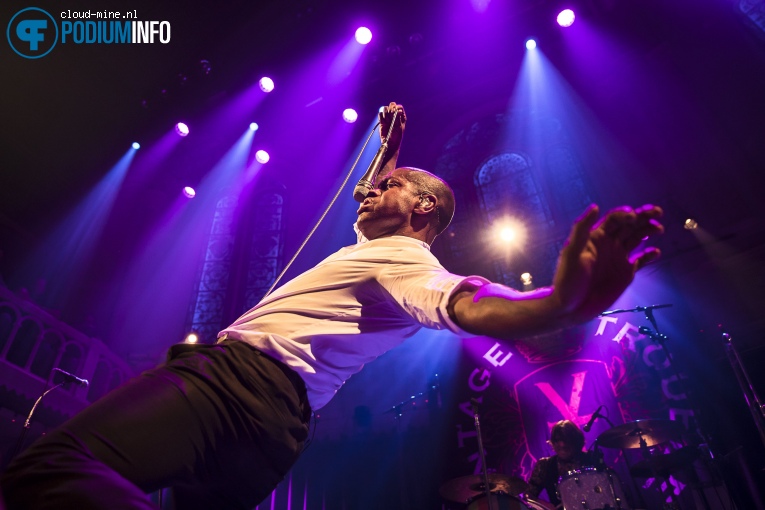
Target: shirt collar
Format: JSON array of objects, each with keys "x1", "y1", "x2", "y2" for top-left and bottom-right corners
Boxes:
[{"x1": 352, "y1": 222, "x2": 431, "y2": 251}]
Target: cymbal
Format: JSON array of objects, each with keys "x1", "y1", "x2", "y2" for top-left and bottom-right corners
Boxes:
[
  {"x1": 630, "y1": 446, "x2": 700, "y2": 478},
  {"x1": 439, "y1": 473, "x2": 529, "y2": 504},
  {"x1": 596, "y1": 419, "x2": 684, "y2": 449}
]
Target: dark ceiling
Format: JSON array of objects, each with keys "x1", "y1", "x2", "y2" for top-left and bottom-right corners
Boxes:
[{"x1": 2, "y1": 0, "x2": 765, "y2": 354}]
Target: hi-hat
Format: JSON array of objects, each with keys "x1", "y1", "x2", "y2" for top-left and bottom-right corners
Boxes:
[
  {"x1": 439, "y1": 473, "x2": 529, "y2": 504},
  {"x1": 596, "y1": 419, "x2": 684, "y2": 449}
]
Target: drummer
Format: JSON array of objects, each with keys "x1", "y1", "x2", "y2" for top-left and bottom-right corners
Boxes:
[{"x1": 525, "y1": 420, "x2": 605, "y2": 507}]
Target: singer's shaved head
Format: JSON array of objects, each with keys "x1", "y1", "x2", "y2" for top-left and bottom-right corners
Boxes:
[
  {"x1": 395, "y1": 167, "x2": 455, "y2": 236},
  {"x1": 358, "y1": 167, "x2": 455, "y2": 244}
]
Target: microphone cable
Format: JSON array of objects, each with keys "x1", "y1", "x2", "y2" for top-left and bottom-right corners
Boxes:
[{"x1": 262, "y1": 120, "x2": 382, "y2": 299}]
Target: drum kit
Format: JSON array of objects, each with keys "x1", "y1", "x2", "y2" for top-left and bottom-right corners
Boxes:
[{"x1": 440, "y1": 419, "x2": 695, "y2": 510}]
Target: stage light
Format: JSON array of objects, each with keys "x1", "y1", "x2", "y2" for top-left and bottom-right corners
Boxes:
[
  {"x1": 185, "y1": 333, "x2": 198, "y2": 344},
  {"x1": 249, "y1": 122, "x2": 259, "y2": 132},
  {"x1": 520, "y1": 273, "x2": 533, "y2": 286},
  {"x1": 499, "y1": 227, "x2": 516, "y2": 242},
  {"x1": 557, "y1": 9, "x2": 575, "y2": 27},
  {"x1": 255, "y1": 150, "x2": 270, "y2": 164},
  {"x1": 259, "y1": 77, "x2": 274, "y2": 93},
  {"x1": 175, "y1": 122, "x2": 189, "y2": 137},
  {"x1": 132, "y1": 142, "x2": 141, "y2": 150},
  {"x1": 183, "y1": 186, "x2": 196, "y2": 198},
  {"x1": 491, "y1": 218, "x2": 527, "y2": 249},
  {"x1": 343, "y1": 108, "x2": 358, "y2": 123},
  {"x1": 525, "y1": 39, "x2": 537, "y2": 50},
  {"x1": 684, "y1": 218, "x2": 698, "y2": 230},
  {"x1": 355, "y1": 27, "x2": 372, "y2": 45}
]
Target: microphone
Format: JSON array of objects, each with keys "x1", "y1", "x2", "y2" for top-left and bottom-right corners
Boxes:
[
  {"x1": 53, "y1": 368, "x2": 89, "y2": 387},
  {"x1": 353, "y1": 108, "x2": 399, "y2": 202},
  {"x1": 583, "y1": 405, "x2": 604, "y2": 432},
  {"x1": 353, "y1": 142, "x2": 388, "y2": 202}
]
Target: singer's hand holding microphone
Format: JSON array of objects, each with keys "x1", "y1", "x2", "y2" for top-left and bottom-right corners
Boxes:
[
  {"x1": 378, "y1": 102, "x2": 406, "y2": 148},
  {"x1": 354, "y1": 103, "x2": 408, "y2": 202}
]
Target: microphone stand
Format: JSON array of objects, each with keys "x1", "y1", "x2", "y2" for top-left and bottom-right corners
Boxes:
[
  {"x1": 471, "y1": 399, "x2": 495, "y2": 510},
  {"x1": 10, "y1": 378, "x2": 66, "y2": 461},
  {"x1": 636, "y1": 308, "x2": 719, "y2": 510}
]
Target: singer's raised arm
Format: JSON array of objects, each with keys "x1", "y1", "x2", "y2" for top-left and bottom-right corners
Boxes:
[{"x1": 376, "y1": 102, "x2": 407, "y2": 184}]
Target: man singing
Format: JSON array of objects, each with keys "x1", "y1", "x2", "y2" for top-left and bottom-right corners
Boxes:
[{"x1": 0, "y1": 103, "x2": 663, "y2": 509}]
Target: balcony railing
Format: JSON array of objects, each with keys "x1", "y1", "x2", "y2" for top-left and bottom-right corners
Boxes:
[{"x1": 0, "y1": 285, "x2": 136, "y2": 462}]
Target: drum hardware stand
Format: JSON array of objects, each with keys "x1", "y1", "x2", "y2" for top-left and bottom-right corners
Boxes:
[
  {"x1": 638, "y1": 313, "x2": 718, "y2": 510},
  {"x1": 470, "y1": 398, "x2": 495, "y2": 510},
  {"x1": 720, "y1": 331, "x2": 765, "y2": 509},
  {"x1": 721, "y1": 331, "x2": 765, "y2": 450},
  {"x1": 602, "y1": 304, "x2": 729, "y2": 509}
]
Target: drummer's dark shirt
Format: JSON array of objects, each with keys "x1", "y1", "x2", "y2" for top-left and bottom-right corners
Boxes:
[{"x1": 526, "y1": 450, "x2": 604, "y2": 506}]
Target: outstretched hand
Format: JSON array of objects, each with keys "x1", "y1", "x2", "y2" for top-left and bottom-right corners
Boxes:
[
  {"x1": 552, "y1": 204, "x2": 664, "y2": 324},
  {"x1": 379, "y1": 102, "x2": 406, "y2": 154}
]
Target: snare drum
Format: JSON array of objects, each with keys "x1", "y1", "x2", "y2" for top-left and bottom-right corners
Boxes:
[{"x1": 556, "y1": 467, "x2": 629, "y2": 510}]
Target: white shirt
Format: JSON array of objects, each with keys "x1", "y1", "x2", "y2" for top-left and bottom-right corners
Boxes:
[{"x1": 219, "y1": 235, "x2": 487, "y2": 409}]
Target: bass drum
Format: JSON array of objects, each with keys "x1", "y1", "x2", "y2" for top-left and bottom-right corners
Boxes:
[
  {"x1": 467, "y1": 493, "x2": 557, "y2": 510},
  {"x1": 556, "y1": 467, "x2": 630, "y2": 510}
]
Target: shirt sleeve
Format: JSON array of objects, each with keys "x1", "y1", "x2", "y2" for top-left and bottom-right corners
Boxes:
[
  {"x1": 375, "y1": 256, "x2": 489, "y2": 337},
  {"x1": 526, "y1": 457, "x2": 549, "y2": 498}
]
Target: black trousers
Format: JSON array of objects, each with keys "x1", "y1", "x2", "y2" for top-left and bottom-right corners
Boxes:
[{"x1": 0, "y1": 340, "x2": 312, "y2": 510}]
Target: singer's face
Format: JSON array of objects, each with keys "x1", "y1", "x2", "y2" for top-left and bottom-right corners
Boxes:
[{"x1": 356, "y1": 169, "x2": 421, "y2": 240}]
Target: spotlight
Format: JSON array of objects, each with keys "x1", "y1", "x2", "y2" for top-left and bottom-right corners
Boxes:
[
  {"x1": 492, "y1": 218, "x2": 527, "y2": 248},
  {"x1": 249, "y1": 122, "x2": 259, "y2": 132},
  {"x1": 259, "y1": 77, "x2": 274, "y2": 93},
  {"x1": 557, "y1": 9, "x2": 575, "y2": 27},
  {"x1": 183, "y1": 186, "x2": 196, "y2": 198},
  {"x1": 525, "y1": 39, "x2": 537, "y2": 50},
  {"x1": 684, "y1": 218, "x2": 698, "y2": 230},
  {"x1": 520, "y1": 273, "x2": 533, "y2": 286},
  {"x1": 132, "y1": 142, "x2": 141, "y2": 150},
  {"x1": 355, "y1": 27, "x2": 372, "y2": 45},
  {"x1": 185, "y1": 333, "x2": 198, "y2": 344},
  {"x1": 500, "y1": 227, "x2": 516, "y2": 242},
  {"x1": 255, "y1": 150, "x2": 270, "y2": 164},
  {"x1": 175, "y1": 122, "x2": 189, "y2": 137},
  {"x1": 342, "y1": 108, "x2": 358, "y2": 123}
]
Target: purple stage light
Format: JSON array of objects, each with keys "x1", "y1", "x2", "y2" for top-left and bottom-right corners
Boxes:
[
  {"x1": 342, "y1": 108, "x2": 358, "y2": 123},
  {"x1": 132, "y1": 142, "x2": 141, "y2": 150},
  {"x1": 470, "y1": 0, "x2": 491, "y2": 13},
  {"x1": 249, "y1": 122, "x2": 259, "y2": 132},
  {"x1": 259, "y1": 77, "x2": 274, "y2": 93},
  {"x1": 557, "y1": 9, "x2": 575, "y2": 27},
  {"x1": 355, "y1": 27, "x2": 372, "y2": 45},
  {"x1": 183, "y1": 186, "x2": 196, "y2": 198},
  {"x1": 175, "y1": 122, "x2": 190, "y2": 137},
  {"x1": 255, "y1": 150, "x2": 270, "y2": 164},
  {"x1": 525, "y1": 39, "x2": 537, "y2": 50}
]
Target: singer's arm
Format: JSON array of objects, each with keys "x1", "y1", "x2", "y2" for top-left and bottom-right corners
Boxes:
[
  {"x1": 377, "y1": 102, "x2": 407, "y2": 183},
  {"x1": 447, "y1": 204, "x2": 663, "y2": 340}
]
